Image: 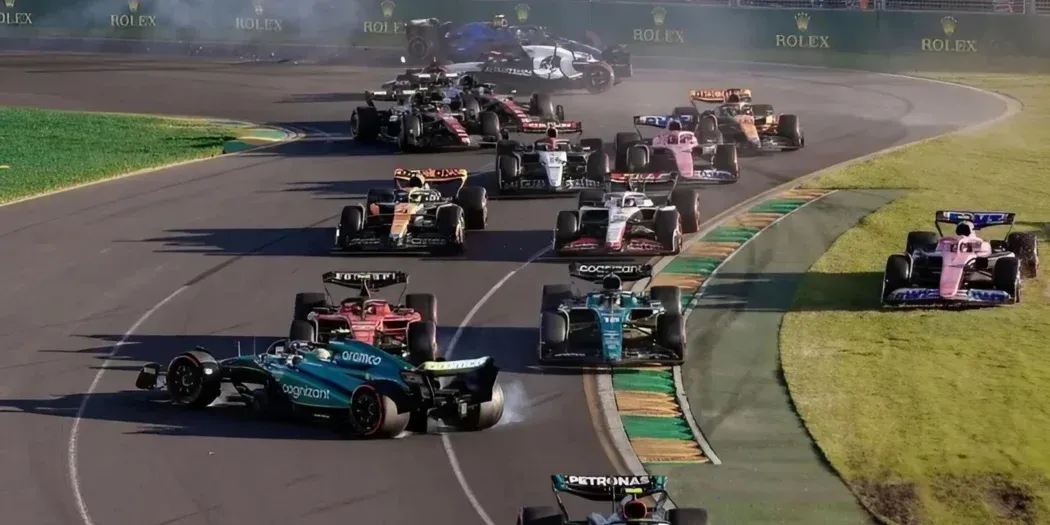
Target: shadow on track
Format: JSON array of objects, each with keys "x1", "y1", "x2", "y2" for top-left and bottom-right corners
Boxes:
[
  {"x1": 276, "y1": 93, "x2": 370, "y2": 104},
  {"x1": 133, "y1": 227, "x2": 553, "y2": 262},
  {"x1": 695, "y1": 271, "x2": 884, "y2": 312}
]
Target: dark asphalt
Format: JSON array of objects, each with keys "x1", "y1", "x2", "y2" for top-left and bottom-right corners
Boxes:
[{"x1": 0, "y1": 53, "x2": 1005, "y2": 525}]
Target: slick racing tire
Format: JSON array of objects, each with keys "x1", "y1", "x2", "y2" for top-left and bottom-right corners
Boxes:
[
  {"x1": 406, "y1": 320, "x2": 438, "y2": 365},
  {"x1": 293, "y1": 292, "x2": 327, "y2": 321},
  {"x1": 583, "y1": 62, "x2": 615, "y2": 94},
  {"x1": 777, "y1": 114, "x2": 804, "y2": 150},
  {"x1": 407, "y1": 36, "x2": 430, "y2": 61},
  {"x1": 578, "y1": 189, "x2": 605, "y2": 208},
  {"x1": 906, "y1": 230, "x2": 939, "y2": 254},
  {"x1": 656, "y1": 313, "x2": 686, "y2": 362},
  {"x1": 655, "y1": 208, "x2": 682, "y2": 254},
  {"x1": 479, "y1": 111, "x2": 501, "y2": 139},
  {"x1": 436, "y1": 205, "x2": 466, "y2": 256},
  {"x1": 166, "y1": 350, "x2": 223, "y2": 409},
  {"x1": 614, "y1": 131, "x2": 642, "y2": 172},
  {"x1": 713, "y1": 145, "x2": 739, "y2": 180},
  {"x1": 399, "y1": 114, "x2": 423, "y2": 152},
  {"x1": 456, "y1": 186, "x2": 488, "y2": 230},
  {"x1": 650, "y1": 286, "x2": 683, "y2": 316},
  {"x1": 669, "y1": 188, "x2": 700, "y2": 234},
  {"x1": 518, "y1": 506, "x2": 562, "y2": 525},
  {"x1": 541, "y1": 284, "x2": 573, "y2": 312},
  {"x1": 451, "y1": 382, "x2": 505, "y2": 432},
  {"x1": 338, "y1": 205, "x2": 365, "y2": 249},
  {"x1": 529, "y1": 93, "x2": 555, "y2": 119},
  {"x1": 668, "y1": 508, "x2": 711, "y2": 525},
  {"x1": 585, "y1": 152, "x2": 609, "y2": 186},
  {"x1": 405, "y1": 293, "x2": 438, "y2": 324},
  {"x1": 540, "y1": 311, "x2": 568, "y2": 361},
  {"x1": 554, "y1": 210, "x2": 580, "y2": 250},
  {"x1": 351, "y1": 106, "x2": 380, "y2": 143},
  {"x1": 496, "y1": 139, "x2": 520, "y2": 155},
  {"x1": 348, "y1": 384, "x2": 409, "y2": 438},
  {"x1": 497, "y1": 154, "x2": 521, "y2": 190},
  {"x1": 459, "y1": 94, "x2": 482, "y2": 119},
  {"x1": 579, "y1": 137, "x2": 603, "y2": 154},
  {"x1": 882, "y1": 254, "x2": 911, "y2": 304},
  {"x1": 992, "y1": 257, "x2": 1021, "y2": 303},
  {"x1": 626, "y1": 145, "x2": 649, "y2": 172},
  {"x1": 289, "y1": 319, "x2": 316, "y2": 342},
  {"x1": 1007, "y1": 231, "x2": 1039, "y2": 278}
]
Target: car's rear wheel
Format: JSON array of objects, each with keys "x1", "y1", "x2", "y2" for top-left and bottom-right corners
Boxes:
[
  {"x1": 293, "y1": 292, "x2": 327, "y2": 321},
  {"x1": 289, "y1": 319, "x2": 316, "y2": 342},
  {"x1": 405, "y1": 293, "x2": 437, "y2": 323},
  {"x1": 449, "y1": 382, "x2": 504, "y2": 431},
  {"x1": 406, "y1": 320, "x2": 437, "y2": 364},
  {"x1": 1006, "y1": 231, "x2": 1038, "y2": 278},
  {"x1": 348, "y1": 385, "x2": 409, "y2": 438}
]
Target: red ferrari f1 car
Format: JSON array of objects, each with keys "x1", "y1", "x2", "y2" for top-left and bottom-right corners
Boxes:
[{"x1": 289, "y1": 271, "x2": 438, "y2": 364}]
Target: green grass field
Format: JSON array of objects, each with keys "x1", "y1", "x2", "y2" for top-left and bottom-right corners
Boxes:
[
  {"x1": 0, "y1": 107, "x2": 238, "y2": 204},
  {"x1": 780, "y1": 74, "x2": 1050, "y2": 525}
]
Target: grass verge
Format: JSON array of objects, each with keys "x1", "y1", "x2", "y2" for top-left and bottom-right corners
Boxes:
[
  {"x1": 779, "y1": 74, "x2": 1050, "y2": 525},
  {"x1": 0, "y1": 107, "x2": 239, "y2": 204}
]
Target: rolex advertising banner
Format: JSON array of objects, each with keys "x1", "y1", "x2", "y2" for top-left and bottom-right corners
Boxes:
[{"x1": 2, "y1": 0, "x2": 1050, "y2": 62}]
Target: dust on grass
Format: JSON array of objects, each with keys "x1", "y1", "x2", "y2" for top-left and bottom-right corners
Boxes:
[
  {"x1": 0, "y1": 107, "x2": 239, "y2": 204},
  {"x1": 781, "y1": 74, "x2": 1050, "y2": 525}
]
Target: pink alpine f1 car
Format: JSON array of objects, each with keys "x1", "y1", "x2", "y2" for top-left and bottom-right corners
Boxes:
[
  {"x1": 612, "y1": 116, "x2": 739, "y2": 184},
  {"x1": 882, "y1": 210, "x2": 1038, "y2": 306}
]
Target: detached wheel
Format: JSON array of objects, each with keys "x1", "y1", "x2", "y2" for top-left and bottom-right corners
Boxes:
[
  {"x1": 349, "y1": 385, "x2": 409, "y2": 438},
  {"x1": 166, "y1": 350, "x2": 222, "y2": 409},
  {"x1": 1007, "y1": 231, "x2": 1038, "y2": 278}
]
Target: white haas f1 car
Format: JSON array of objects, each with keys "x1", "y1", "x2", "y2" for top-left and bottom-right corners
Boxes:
[
  {"x1": 614, "y1": 116, "x2": 739, "y2": 184},
  {"x1": 554, "y1": 172, "x2": 700, "y2": 256},
  {"x1": 495, "y1": 127, "x2": 607, "y2": 195}
]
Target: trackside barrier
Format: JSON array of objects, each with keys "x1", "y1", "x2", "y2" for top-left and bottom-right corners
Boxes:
[{"x1": 2, "y1": 0, "x2": 1050, "y2": 64}]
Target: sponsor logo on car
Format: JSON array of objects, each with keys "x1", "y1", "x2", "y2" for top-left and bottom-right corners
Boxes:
[
  {"x1": 282, "y1": 384, "x2": 331, "y2": 400},
  {"x1": 405, "y1": 236, "x2": 448, "y2": 246},
  {"x1": 968, "y1": 289, "x2": 1010, "y2": 302},
  {"x1": 566, "y1": 475, "x2": 651, "y2": 486},
  {"x1": 421, "y1": 357, "x2": 489, "y2": 371},
  {"x1": 340, "y1": 351, "x2": 383, "y2": 366},
  {"x1": 503, "y1": 179, "x2": 548, "y2": 189},
  {"x1": 577, "y1": 264, "x2": 646, "y2": 274},
  {"x1": 482, "y1": 66, "x2": 533, "y2": 77},
  {"x1": 888, "y1": 288, "x2": 939, "y2": 301}
]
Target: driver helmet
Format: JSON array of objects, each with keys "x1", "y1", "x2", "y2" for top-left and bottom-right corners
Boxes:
[
  {"x1": 727, "y1": 93, "x2": 741, "y2": 103},
  {"x1": 602, "y1": 274, "x2": 622, "y2": 293},
  {"x1": 624, "y1": 197, "x2": 636, "y2": 207},
  {"x1": 667, "y1": 119, "x2": 682, "y2": 132},
  {"x1": 406, "y1": 174, "x2": 428, "y2": 189},
  {"x1": 493, "y1": 14, "x2": 508, "y2": 28},
  {"x1": 956, "y1": 221, "x2": 974, "y2": 237},
  {"x1": 313, "y1": 347, "x2": 332, "y2": 360},
  {"x1": 546, "y1": 126, "x2": 558, "y2": 139},
  {"x1": 458, "y1": 74, "x2": 476, "y2": 90}
]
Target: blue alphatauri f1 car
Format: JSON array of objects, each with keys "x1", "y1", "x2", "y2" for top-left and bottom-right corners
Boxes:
[
  {"x1": 538, "y1": 263, "x2": 686, "y2": 366},
  {"x1": 135, "y1": 337, "x2": 505, "y2": 438}
]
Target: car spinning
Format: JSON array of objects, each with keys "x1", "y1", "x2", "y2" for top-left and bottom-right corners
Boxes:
[
  {"x1": 288, "y1": 271, "x2": 438, "y2": 365},
  {"x1": 135, "y1": 340, "x2": 504, "y2": 438},
  {"x1": 334, "y1": 169, "x2": 487, "y2": 255},
  {"x1": 554, "y1": 171, "x2": 700, "y2": 255},
  {"x1": 495, "y1": 127, "x2": 606, "y2": 195},
  {"x1": 882, "y1": 210, "x2": 1038, "y2": 306},
  {"x1": 518, "y1": 475, "x2": 709, "y2": 525},
  {"x1": 538, "y1": 263, "x2": 686, "y2": 366}
]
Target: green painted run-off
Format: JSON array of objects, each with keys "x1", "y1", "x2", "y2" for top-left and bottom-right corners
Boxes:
[
  {"x1": 748, "y1": 199, "x2": 807, "y2": 214},
  {"x1": 622, "y1": 415, "x2": 695, "y2": 441},
  {"x1": 613, "y1": 369, "x2": 674, "y2": 393},
  {"x1": 663, "y1": 257, "x2": 722, "y2": 276},
  {"x1": 701, "y1": 227, "x2": 757, "y2": 243}
]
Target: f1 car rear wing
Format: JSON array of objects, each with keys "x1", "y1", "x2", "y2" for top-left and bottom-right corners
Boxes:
[
  {"x1": 934, "y1": 210, "x2": 1015, "y2": 232},
  {"x1": 520, "y1": 120, "x2": 583, "y2": 134},
  {"x1": 322, "y1": 271, "x2": 409, "y2": 300},
  {"x1": 401, "y1": 356, "x2": 500, "y2": 404},
  {"x1": 394, "y1": 168, "x2": 469, "y2": 192},
  {"x1": 551, "y1": 475, "x2": 668, "y2": 501},
  {"x1": 633, "y1": 115, "x2": 700, "y2": 130},
  {"x1": 689, "y1": 88, "x2": 752, "y2": 103},
  {"x1": 366, "y1": 88, "x2": 417, "y2": 105},
  {"x1": 570, "y1": 263, "x2": 654, "y2": 284}
]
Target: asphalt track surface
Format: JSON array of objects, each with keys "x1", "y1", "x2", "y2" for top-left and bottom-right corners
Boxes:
[{"x1": 0, "y1": 53, "x2": 1005, "y2": 525}]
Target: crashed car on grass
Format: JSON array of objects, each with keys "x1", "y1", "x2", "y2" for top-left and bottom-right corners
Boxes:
[
  {"x1": 350, "y1": 86, "x2": 502, "y2": 152},
  {"x1": 135, "y1": 340, "x2": 504, "y2": 439},
  {"x1": 289, "y1": 271, "x2": 439, "y2": 365},
  {"x1": 334, "y1": 169, "x2": 487, "y2": 255},
  {"x1": 688, "y1": 88, "x2": 804, "y2": 153},
  {"x1": 882, "y1": 210, "x2": 1038, "y2": 306},
  {"x1": 538, "y1": 263, "x2": 686, "y2": 366},
  {"x1": 554, "y1": 172, "x2": 699, "y2": 256},
  {"x1": 495, "y1": 128, "x2": 606, "y2": 195},
  {"x1": 518, "y1": 475, "x2": 709, "y2": 525},
  {"x1": 613, "y1": 115, "x2": 739, "y2": 184}
]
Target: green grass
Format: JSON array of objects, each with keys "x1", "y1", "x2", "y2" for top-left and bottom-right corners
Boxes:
[
  {"x1": 0, "y1": 107, "x2": 238, "y2": 204},
  {"x1": 780, "y1": 75, "x2": 1050, "y2": 524}
]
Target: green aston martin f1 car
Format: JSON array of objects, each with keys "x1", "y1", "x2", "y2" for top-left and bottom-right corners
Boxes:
[{"x1": 135, "y1": 337, "x2": 504, "y2": 438}]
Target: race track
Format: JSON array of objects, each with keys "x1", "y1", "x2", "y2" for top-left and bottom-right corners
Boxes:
[{"x1": 0, "y1": 53, "x2": 1005, "y2": 525}]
